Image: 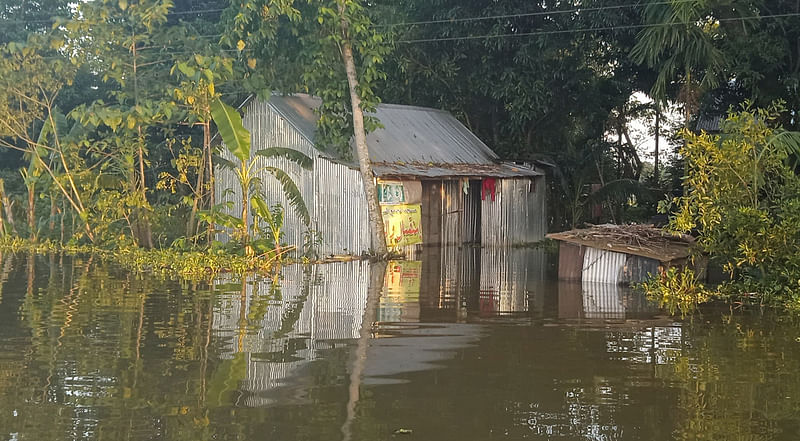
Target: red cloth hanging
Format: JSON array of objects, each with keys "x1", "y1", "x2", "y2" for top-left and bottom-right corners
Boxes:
[{"x1": 481, "y1": 178, "x2": 497, "y2": 201}]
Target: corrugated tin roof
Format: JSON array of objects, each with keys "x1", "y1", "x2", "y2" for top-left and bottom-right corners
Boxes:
[
  {"x1": 266, "y1": 94, "x2": 535, "y2": 177},
  {"x1": 695, "y1": 114, "x2": 722, "y2": 133}
]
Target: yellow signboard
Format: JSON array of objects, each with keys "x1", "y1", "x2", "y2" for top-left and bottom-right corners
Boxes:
[{"x1": 382, "y1": 204, "x2": 423, "y2": 247}]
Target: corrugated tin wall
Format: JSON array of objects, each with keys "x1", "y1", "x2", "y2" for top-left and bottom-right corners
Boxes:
[
  {"x1": 581, "y1": 247, "x2": 661, "y2": 287},
  {"x1": 481, "y1": 176, "x2": 547, "y2": 246},
  {"x1": 442, "y1": 180, "x2": 464, "y2": 245},
  {"x1": 215, "y1": 99, "x2": 372, "y2": 256},
  {"x1": 312, "y1": 158, "x2": 371, "y2": 255}
]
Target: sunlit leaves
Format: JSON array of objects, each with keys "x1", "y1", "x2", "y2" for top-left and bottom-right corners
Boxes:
[{"x1": 666, "y1": 102, "x2": 800, "y2": 306}]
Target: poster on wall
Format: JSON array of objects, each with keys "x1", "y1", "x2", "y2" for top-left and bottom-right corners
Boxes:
[
  {"x1": 377, "y1": 181, "x2": 405, "y2": 205},
  {"x1": 382, "y1": 204, "x2": 423, "y2": 247}
]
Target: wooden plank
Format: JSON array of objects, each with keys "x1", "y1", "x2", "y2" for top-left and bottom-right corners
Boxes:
[
  {"x1": 421, "y1": 181, "x2": 442, "y2": 245},
  {"x1": 558, "y1": 242, "x2": 585, "y2": 281}
]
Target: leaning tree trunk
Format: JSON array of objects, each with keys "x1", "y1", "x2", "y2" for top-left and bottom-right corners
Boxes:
[{"x1": 337, "y1": 1, "x2": 388, "y2": 256}]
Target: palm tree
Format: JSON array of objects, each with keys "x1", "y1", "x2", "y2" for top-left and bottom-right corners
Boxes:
[{"x1": 631, "y1": 0, "x2": 727, "y2": 124}]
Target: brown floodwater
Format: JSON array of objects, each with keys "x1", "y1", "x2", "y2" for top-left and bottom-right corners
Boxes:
[{"x1": 0, "y1": 248, "x2": 798, "y2": 440}]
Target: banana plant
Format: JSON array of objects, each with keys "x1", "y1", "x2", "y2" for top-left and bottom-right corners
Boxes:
[
  {"x1": 209, "y1": 98, "x2": 312, "y2": 251},
  {"x1": 251, "y1": 196, "x2": 284, "y2": 255}
]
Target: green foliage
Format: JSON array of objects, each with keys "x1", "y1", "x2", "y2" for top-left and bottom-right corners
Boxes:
[
  {"x1": 210, "y1": 98, "x2": 312, "y2": 254},
  {"x1": 224, "y1": 0, "x2": 391, "y2": 155},
  {"x1": 210, "y1": 98, "x2": 251, "y2": 163},
  {"x1": 639, "y1": 267, "x2": 713, "y2": 316},
  {"x1": 251, "y1": 197, "x2": 285, "y2": 253},
  {"x1": 664, "y1": 102, "x2": 800, "y2": 307},
  {"x1": 0, "y1": 0, "x2": 71, "y2": 44},
  {"x1": 631, "y1": 0, "x2": 726, "y2": 108},
  {"x1": 0, "y1": 236, "x2": 284, "y2": 279}
]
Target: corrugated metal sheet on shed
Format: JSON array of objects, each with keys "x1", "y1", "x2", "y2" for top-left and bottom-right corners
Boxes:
[
  {"x1": 215, "y1": 97, "x2": 372, "y2": 256},
  {"x1": 481, "y1": 178, "x2": 546, "y2": 246},
  {"x1": 582, "y1": 248, "x2": 627, "y2": 284}
]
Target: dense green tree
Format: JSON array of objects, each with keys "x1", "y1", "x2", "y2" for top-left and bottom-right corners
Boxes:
[
  {"x1": 0, "y1": 0, "x2": 72, "y2": 170},
  {"x1": 375, "y1": 0, "x2": 654, "y2": 228},
  {"x1": 706, "y1": 0, "x2": 800, "y2": 130},
  {"x1": 0, "y1": 0, "x2": 70, "y2": 44},
  {"x1": 224, "y1": 0, "x2": 391, "y2": 253}
]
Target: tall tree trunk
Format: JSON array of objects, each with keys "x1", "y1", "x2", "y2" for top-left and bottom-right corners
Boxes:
[
  {"x1": 187, "y1": 135, "x2": 206, "y2": 240},
  {"x1": 337, "y1": 1, "x2": 388, "y2": 256},
  {"x1": 206, "y1": 121, "x2": 215, "y2": 246},
  {"x1": 137, "y1": 135, "x2": 153, "y2": 249},
  {"x1": 654, "y1": 106, "x2": 661, "y2": 185},
  {"x1": 49, "y1": 194, "x2": 56, "y2": 234},
  {"x1": 132, "y1": 37, "x2": 153, "y2": 249},
  {"x1": 0, "y1": 179, "x2": 16, "y2": 236},
  {"x1": 60, "y1": 198, "x2": 65, "y2": 244},
  {"x1": 128, "y1": 160, "x2": 142, "y2": 247},
  {"x1": 27, "y1": 183, "x2": 36, "y2": 242}
]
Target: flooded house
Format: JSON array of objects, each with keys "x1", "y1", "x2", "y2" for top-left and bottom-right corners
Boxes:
[{"x1": 215, "y1": 94, "x2": 547, "y2": 256}]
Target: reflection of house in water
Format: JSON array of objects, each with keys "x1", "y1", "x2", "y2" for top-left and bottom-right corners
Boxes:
[
  {"x1": 211, "y1": 247, "x2": 554, "y2": 405},
  {"x1": 213, "y1": 262, "x2": 371, "y2": 407},
  {"x1": 416, "y1": 246, "x2": 549, "y2": 320},
  {"x1": 556, "y1": 281, "x2": 661, "y2": 320},
  {"x1": 604, "y1": 325, "x2": 684, "y2": 365}
]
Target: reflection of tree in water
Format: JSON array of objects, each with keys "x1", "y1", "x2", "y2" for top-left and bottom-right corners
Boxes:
[
  {"x1": 666, "y1": 314, "x2": 800, "y2": 441},
  {"x1": 0, "y1": 255, "x2": 799, "y2": 440},
  {"x1": 0, "y1": 254, "x2": 228, "y2": 440}
]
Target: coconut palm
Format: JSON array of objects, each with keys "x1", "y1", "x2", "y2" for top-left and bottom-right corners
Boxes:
[{"x1": 631, "y1": 0, "x2": 727, "y2": 123}]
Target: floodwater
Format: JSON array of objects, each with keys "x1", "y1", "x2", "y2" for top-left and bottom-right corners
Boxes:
[{"x1": 0, "y1": 248, "x2": 799, "y2": 441}]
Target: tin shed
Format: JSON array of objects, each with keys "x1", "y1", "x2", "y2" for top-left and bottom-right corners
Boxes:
[
  {"x1": 547, "y1": 224, "x2": 699, "y2": 285},
  {"x1": 216, "y1": 94, "x2": 547, "y2": 256}
]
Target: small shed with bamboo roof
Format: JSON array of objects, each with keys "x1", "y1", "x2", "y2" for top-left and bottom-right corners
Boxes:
[{"x1": 546, "y1": 224, "x2": 701, "y2": 285}]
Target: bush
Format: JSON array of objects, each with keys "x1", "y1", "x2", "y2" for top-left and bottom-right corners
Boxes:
[{"x1": 654, "y1": 102, "x2": 800, "y2": 310}]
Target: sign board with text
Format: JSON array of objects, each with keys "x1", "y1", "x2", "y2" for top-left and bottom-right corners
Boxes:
[{"x1": 382, "y1": 204, "x2": 423, "y2": 247}]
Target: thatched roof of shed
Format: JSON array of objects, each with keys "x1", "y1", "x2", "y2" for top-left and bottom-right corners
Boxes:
[{"x1": 546, "y1": 224, "x2": 696, "y2": 262}]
